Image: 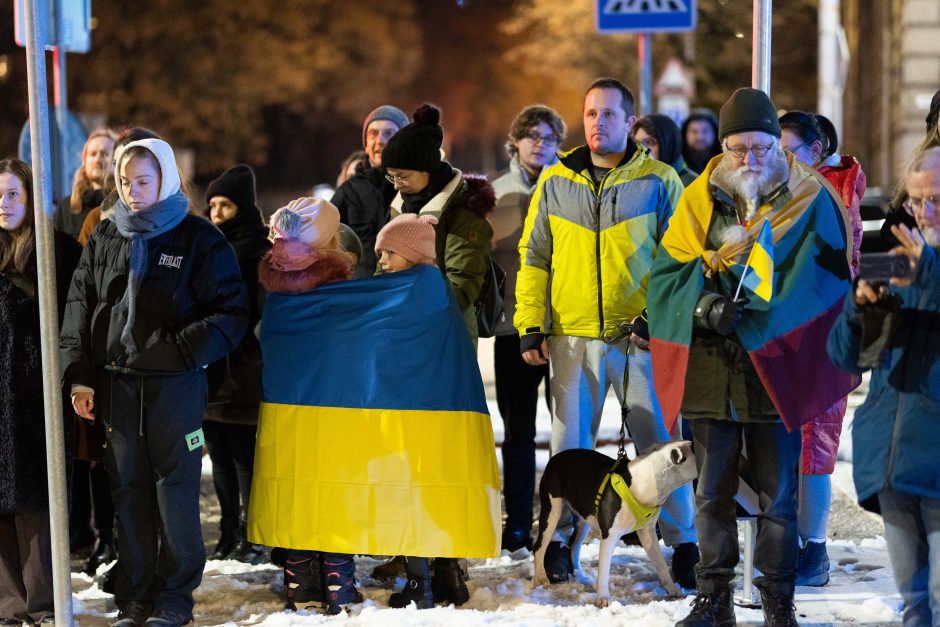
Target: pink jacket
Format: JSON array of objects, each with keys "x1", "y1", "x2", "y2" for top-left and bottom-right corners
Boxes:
[{"x1": 801, "y1": 155, "x2": 866, "y2": 474}]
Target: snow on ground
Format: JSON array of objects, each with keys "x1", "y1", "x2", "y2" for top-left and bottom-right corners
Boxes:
[{"x1": 72, "y1": 361, "x2": 903, "y2": 625}]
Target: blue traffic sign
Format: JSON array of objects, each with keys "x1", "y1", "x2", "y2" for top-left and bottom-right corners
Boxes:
[{"x1": 596, "y1": 0, "x2": 697, "y2": 33}]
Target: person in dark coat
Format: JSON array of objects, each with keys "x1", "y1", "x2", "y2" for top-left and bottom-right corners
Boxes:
[
  {"x1": 53, "y1": 128, "x2": 117, "y2": 240},
  {"x1": 332, "y1": 105, "x2": 410, "y2": 277},
  {"x1": 680, "y1": 108, "x2": 722, "y2": 175},
  {"x1": 60, "y1": 138, "x2": 248, "y2": 627},
  {"x1": 0, "y1": 158, "x2": 81, "y2": 624},
  {"x1": 634, "y1": 113, "x2": 699, "y2": 186},
  {"x1": 828, "y1": 146, "x2": 940, "y2": 627},
  {"x1": 203, "y1": 164, "x2": 271, "y2": 564}
]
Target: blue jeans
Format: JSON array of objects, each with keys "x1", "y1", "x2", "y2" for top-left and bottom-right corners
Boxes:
[
  {"x1": 689, "y1": 418, "x2": 802, "y2": 595},
  {"x1": 878, "y1": 489, "x2": 940, "y2": 627}
]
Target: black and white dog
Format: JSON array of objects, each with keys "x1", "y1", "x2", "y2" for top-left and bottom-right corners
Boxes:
[{"x1": 532, "y1": 441, "x2": 697, "y2": 607}]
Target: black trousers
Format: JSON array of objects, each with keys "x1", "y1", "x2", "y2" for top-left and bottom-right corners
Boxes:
[
  {"x1": 0, "y1": 509, "x2": 53, "y2": 621},
  {"x1": 203, "y1": 421, "x2": 256, "y2": 534},
  {"x1": 70, "y1": 459, "x2": 115, "y2": 545},
  {"x1": 690, "y1": 418, "x2": 802, "y2": 595},
  {"x1": 494, "y1": 333, "x2": 549, "y2": 533},
  {"x1": 100, "y1": 371, "x2": 207, "y2": 615}
]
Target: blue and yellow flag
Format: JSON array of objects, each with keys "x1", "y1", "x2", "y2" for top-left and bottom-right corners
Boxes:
[
  {"x1": 248, "y1": 265, "x2": 501, "y2": 558},
  {"x1": 739, "y1": 219, "x2": 774, "y2": 302}
]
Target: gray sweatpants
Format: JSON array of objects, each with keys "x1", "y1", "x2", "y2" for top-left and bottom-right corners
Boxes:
[{"x1": 546, "y1": 335, "x2": 696, "y2": 546}]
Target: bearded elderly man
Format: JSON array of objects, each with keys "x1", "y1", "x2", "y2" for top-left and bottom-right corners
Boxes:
[{"x1": 647, "y1": 88, "x2": 858, "y2": 627}]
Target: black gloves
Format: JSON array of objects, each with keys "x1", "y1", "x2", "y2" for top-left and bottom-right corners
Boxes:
[
  {"x1": 520, "y1": 331, "x2": 546, "y2": 357},
  {"x1": 694, "y1": 292, "x2": 745, "y2": 336},
  {"x1": 632, "y1": 310, "x2": 649, "y2": 342}
]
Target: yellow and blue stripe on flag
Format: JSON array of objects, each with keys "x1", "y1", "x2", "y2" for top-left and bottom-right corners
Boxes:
[
  {"x1": 247, "y1": 265, "x2": 501, "y2": 558},
  {"x1": 740, "y1": 219, "x2": 775, "y2": 302}
]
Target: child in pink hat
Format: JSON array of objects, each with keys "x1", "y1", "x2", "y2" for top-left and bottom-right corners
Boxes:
[{"x1": 374, "y1": 213, "x2": 438, "y2": 273}]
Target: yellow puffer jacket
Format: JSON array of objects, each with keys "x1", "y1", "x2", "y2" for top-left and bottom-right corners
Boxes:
[{"x1": 515, "y1": 143, "x2": 683, "y2": 339}]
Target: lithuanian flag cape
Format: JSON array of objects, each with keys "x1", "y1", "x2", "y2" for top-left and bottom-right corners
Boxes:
[
  {"x1": 248, "y1": 265, "x2": 500, "y2": 558},
  {"x1": 648, "y1": 154, "x2": 861, "y2": 432}
]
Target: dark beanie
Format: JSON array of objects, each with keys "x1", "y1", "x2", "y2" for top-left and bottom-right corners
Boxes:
[
  {"x1": 361, "y1": 105, "x2": 409, "y2": 148},
  {"x1": 718, "y1": 88, "x2": 781, "y2": 140},
  {"x1": 381, "y1": 104, "x2": 444, "y2": 173},
  {"x1": 205, "y1": 164, "x2": 257, "y2": 213}
]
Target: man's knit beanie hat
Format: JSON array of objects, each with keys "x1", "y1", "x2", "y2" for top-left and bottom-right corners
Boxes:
[
  {"x1": 718, "y1": 88, "x2": 781, "y2": 141},
  {"x1": 381, "y1": 104, "x2": 444, "y2": 173},
  {"x1": 375, "y1": 213, "x2": 438, "y2": 264},
  {"x1": 362, "y1": 105, "x2": 409, "y2": 148}
]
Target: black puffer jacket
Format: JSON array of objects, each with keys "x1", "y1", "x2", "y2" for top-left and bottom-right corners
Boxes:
[
  {"x1": 332, "y1": 164, "x2": 397, "y2": 276},
  {"x1": 60, "y1": 216, "x2": 249, "y2": 388},
  {"x1": 0, "y1": 231, "x2": 81, "y2": 511}
]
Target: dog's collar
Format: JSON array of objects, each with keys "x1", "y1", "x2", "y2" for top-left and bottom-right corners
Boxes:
[{"x1": 594, "y1": 458, "x2": 660, "y2": 529}]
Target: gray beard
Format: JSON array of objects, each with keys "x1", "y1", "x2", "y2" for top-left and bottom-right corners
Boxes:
[
  {"x1": 922, "y1": 226, "x2": 940, "y2": 248},
  {"x1": 711, "y1": 147, "x2": 790, "y2": 218}
]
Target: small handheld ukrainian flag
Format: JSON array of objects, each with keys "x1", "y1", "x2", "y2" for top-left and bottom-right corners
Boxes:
[{"x1": 738, "y1": 219, "x2": 775, "y2": 302}]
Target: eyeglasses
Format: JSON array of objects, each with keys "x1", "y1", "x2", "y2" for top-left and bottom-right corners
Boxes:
[
  {"x1": 726, "y1": 143, "x2": 776, "y2": 160},
  {"x1": 385, "y1": 173, "x2": 411, "y2": 185},
  {"x1": 636, "y1": 137, "x2": 658, "y2": 151},
  {"x1": 782, "y1": 140, "x2": 808, "y2": 153},
  {"x1": 522, "y1": 131, "x2": 559, "y2": 146},
  {"x1": 903, "y1": 195, "x2": 939, "y2": 215}
]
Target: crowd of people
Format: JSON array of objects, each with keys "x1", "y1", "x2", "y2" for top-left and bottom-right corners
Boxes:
[{"x1": 0, "y1": 79, "x2": 938, "y2": 627}]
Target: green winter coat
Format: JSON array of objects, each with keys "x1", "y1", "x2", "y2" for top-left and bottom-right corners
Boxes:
[{"x1": 390, "y1": 169, "x2": 495, "y2": 342}]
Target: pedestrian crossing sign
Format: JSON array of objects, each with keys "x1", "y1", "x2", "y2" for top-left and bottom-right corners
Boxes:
[{"x1": 596, "y1": 0, "x2": 697, "y2": 33}]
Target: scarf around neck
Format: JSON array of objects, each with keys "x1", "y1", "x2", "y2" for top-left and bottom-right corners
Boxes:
[{"x1": 111, "y1": 192, "x2": 190, "y2": 357}]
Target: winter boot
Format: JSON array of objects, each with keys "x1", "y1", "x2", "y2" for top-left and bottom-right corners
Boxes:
[
  {"x1": 284, "y1": 550, "x2": 323, "y2": 610},
  {"x1": 388, "y1": 557, "x2": 434, "y2": 609},
  {"x1": 431, "y1": 557, "x2": 470, "y2": 606},
  {"x1": 322, "y1": 553, "x2": 363, "y2": 615},
  {"x1": 208, "y1": 524, "x2": 238, "y2": 561},
  {"x1": 795, "y1": 541, "x2": 830, "y2": 587},
  {"x1": 758, "y1": 586, "x2": 800, "y2": 626},
  {"x1": 228, "y1": 521, "x2": 266, "y2": 565},
  {"x1": 674, "y1": 585, "x2": 736, "y2": 627},
  {"x1": 370, "y1": 555, "x2": 407, "y2": 580},
  {"x1": 84, "y1": 538, "x2": 116, "y2": 575},
  {"x1": 671, "y1": 542, "x2": 700, "y2": 590},
  {"x1": 543, "y1": 541, "x2": 574, "y2": 584},
  {"x1": 501, "y1": 528, "x2": 532, "y2": 552}
]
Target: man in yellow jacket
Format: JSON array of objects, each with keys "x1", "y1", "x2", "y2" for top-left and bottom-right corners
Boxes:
[{"x1": 515, "y1": 77, "x2": 698, "y2": 586}]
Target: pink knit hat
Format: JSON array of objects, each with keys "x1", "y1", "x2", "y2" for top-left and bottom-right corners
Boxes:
[
  {"x1": 269, "y1": 197, "x2": 340, "y2": 249},
  {"x1": 375, "y1": 213, "x2": 438, "y2": 264}
]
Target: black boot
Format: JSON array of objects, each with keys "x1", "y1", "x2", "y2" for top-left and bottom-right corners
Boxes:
[
  {"x1": 388, "y1": 557, "x2": 434, "y2": 609},
  {"x1": 83, "y1": 538, "x2": 116, "y2": 575},
  {"x1": 228, "y1": 521, "x2": 266, "y2": 565},
  {"x1": 758, "y1": 587, "x2": 800, "y2": 627},
  {"x1": 322, "y1": 553, "x2": 363, "y2": 615},
  {"x1": 431, "y1": 558, "x2": 470, "y2": 606},
  {"x1": 284, "y1": 550, "x2": 323, "y2": 610},
  {"x1": 675, "y1": 585, "x2": 736, "y2": 627},
  {"x1": 208, "y1": 525, "x2": 238, "y2": 561},
  {"x1": 671, "y1": 542, "x2": 700, "y2": 590}
]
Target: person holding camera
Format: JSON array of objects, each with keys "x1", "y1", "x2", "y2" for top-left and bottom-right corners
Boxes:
[
  {"x1": 828, "y1": 146, "x2": 940, "y2": 627},
  {"x1": 648, "y1": 88, "x2": 857, "y2": 627}
]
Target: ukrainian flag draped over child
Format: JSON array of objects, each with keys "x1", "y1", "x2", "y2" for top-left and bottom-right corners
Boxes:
[
  {"x1": 647, "y1": 154, "x2": 861, "y2": 432},
  {"x1": 248, "y1": 265, "x2": 501, "y2": 558}
]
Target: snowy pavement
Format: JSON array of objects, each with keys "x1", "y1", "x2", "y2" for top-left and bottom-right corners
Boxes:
[{"x1": 71, "y1": 357, "x2": 905, "y2": 625}]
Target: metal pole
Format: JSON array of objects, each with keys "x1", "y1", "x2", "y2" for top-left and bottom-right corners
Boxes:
[
  {"x1": 818, "y1": 0, "x2": 844, "y2": 143},
  {"x1": 638, "y1": 33, "x2": 653, "y2": 116},
  {"x1": 23, "y1": 0, "x2": 74, "y2": 624},
  {"x1": 52, "y1": 45, "x2": 70, "y2": 200},
  {"x1": 752, "y1": 0, "x2": 772, "y2": 94}
]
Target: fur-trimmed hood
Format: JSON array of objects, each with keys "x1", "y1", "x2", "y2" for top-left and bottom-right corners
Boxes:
[
  {"x1": 390, "y1": 168, "x2": 495, "y2": 220},
  {"x1": 259, "y1": 249, "x2": 354, "y2": 294}
]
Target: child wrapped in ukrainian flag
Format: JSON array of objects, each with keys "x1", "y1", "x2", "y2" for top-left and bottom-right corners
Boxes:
[{"x1": 249, "y1": 197, "x2": 501, "y2": 614}]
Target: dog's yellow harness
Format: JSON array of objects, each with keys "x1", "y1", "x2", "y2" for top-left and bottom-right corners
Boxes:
[{"x1": 594, "y1": 457, "x2": 660, "y2": 529}]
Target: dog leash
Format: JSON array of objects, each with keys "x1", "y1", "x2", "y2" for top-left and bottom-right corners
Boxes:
[
  {"x1": 600, "y1": 321, "x2": 632, "y2": 461},
  {"x1": 593, "y1": 456, "x2": 660, "y2": 529}
]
